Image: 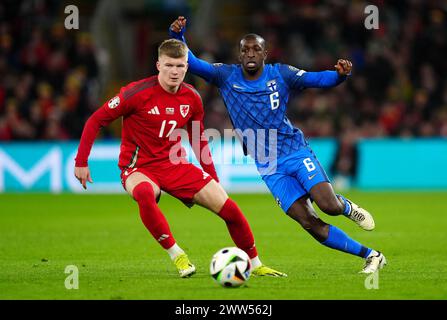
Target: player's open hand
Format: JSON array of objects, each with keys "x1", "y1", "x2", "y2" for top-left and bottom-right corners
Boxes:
[
  {"x1": 334, "y1": 59, "x2": 352, "y2": 76},
  {"x1": 170, "y1": 16, "x2": 187, "y2": 33},
  {"x1": 74, "y1": 166, "x2": 93, "y2": 190}
]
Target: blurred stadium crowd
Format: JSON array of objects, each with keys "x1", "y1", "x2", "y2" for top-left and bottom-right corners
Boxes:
[
  {"x1": 0, "y1": 0, "x2": 99, "y2": 141},
  {"x1": 1, "y1": 1, "x2": 446, "y2": 158}
]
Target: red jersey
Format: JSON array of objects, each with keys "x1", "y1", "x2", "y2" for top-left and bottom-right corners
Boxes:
[{"x1": 75, "y1": 76, "x2": 218, "y2": 181}]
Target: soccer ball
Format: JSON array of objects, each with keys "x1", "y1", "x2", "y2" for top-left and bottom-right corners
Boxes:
[{"x1": 210, "y1": 247, "x2": 251, "y2": 288}]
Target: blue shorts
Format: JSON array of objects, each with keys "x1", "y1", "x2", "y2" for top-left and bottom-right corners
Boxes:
[{"x1": 259, "y1": 148, "x2": 330, "y2": 213}]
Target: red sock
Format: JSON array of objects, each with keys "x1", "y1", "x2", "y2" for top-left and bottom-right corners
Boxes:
[
  {"x1": 133, "y1": 182, "x2": 175, "y2": 249},
  {"x1": 218, "y1": 198, "x2": 258, "y2": 259}
]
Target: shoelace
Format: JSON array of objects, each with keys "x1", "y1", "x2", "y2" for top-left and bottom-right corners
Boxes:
[{"x1": 351, "y1": 208, "x2": 365, "y2": 221}]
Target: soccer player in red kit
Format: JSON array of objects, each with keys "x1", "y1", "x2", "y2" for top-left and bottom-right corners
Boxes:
[{"x1": 74, "y1": 39, "x2": 286, "y2": 278}]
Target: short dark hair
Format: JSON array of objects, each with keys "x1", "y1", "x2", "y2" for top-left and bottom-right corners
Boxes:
[
  {"x1": 239, "y1": 34, "x2": 266, "y2": 49},
  {"x1": 158, "y1": 39, "x2": 188, "y2": 58}
]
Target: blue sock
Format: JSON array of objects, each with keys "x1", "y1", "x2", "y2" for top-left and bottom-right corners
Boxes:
[
  {"x1": 337, "y1": 194, "x2": 351, "y2": 216},
  {"x1": 321, "y1": 225, "x2": 372, "y2": 258}
]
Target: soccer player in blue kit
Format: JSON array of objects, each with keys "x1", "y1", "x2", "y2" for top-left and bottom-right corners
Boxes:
[{"x1": 170, "y1": 17, "x2": 386, "y2": 274}]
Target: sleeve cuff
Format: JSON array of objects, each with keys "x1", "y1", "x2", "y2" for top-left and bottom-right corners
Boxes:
[{"x1": 75, "y1": 159, "x2": 88, "y2": 167}]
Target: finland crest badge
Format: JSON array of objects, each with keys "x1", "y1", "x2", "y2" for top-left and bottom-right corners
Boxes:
[{"x1": 267, "y1": 80, "x2": 277, "y2": 92}]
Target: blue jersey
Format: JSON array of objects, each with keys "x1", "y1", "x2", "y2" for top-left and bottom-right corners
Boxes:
[
  {"x1": 205, "y1": 62, "x2": 347, "y2": 162},
  {"x1": 171, "y1": 29, "x2": 348, "y2": 167}
]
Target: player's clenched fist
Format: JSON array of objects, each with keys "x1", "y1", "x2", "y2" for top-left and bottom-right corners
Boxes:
[
  {"x1": 334, "y1": 59, "x2": 352, "y2": 75},
  {"x1": 170, "y1": 16, "x2": 186, "y2": 33},
  {"x1": 74, "y1": 166, "x2": 93, "y2": 190}
]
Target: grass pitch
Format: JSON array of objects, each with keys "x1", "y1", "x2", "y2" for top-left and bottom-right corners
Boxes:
[{"x1": 1, "y1": 192, "x2": 446, "y2": 300}]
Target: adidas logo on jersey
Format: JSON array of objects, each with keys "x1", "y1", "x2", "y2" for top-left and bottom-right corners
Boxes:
[{"x1": 148, "y1": 106, "x2": 160, "y2": 115}]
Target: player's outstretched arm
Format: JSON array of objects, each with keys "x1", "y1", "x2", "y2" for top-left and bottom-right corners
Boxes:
[
  {"x1": 169, "y1": 16, "x2": 217, "y2": 83},
  {"x1": 74, "y1": 95, "x2": 128, "y2": 189},
  {"x1": 74, "y1": 111, "x2": 107, "y2": 190},
  {"x1": 298, "y1": 59, "x2": 352, "y2": 88}
]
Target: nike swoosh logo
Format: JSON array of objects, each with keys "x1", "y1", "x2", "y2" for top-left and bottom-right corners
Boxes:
[
  {"x1": 124, "y1": 168, "x2": 137, "y2": 176},
  {"x1": 233, "y1": 84, "x2": 245, "y2": 89},
  {"x1": 308, "y1": 174, "x2": 317, "y2": 180}
]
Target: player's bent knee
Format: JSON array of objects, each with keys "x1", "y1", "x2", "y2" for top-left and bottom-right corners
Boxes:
[
  {"x1": 292, "y1": 214, "x2": 328, "y2": 241},
  {"x1": 194, "y1": 180, "x2": 228, "y2": 213},
  {"x1": 286, "y1": 204, "x2": 322, "y2": 231},
  {"x1": 296, "y1": 216, "x2": 316, "y2": 230},
  {"x1": 132, "y1": 182, "x2": 157, "y2": 204}
]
